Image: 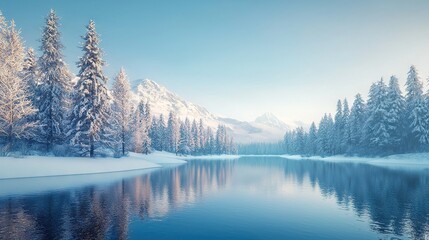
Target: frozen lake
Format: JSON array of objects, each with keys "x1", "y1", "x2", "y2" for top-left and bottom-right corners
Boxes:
[{"x1": 0, "y1": 156, "x2": 428, "y2": 240}]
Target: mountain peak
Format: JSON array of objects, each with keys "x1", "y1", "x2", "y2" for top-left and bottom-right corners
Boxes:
[
  {"x1": 254, "y1": 112, "x2": 288, "y2": 130},
  {"x1": 130, "y1": 79, "x2": 288, "y2": 143}
]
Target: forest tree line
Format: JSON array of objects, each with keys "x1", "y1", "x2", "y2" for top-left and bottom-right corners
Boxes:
[
  {"x1": 0, "y1": 10, "x2": 236, "y2": 157},
  {"x1": 283, "y1": 66, "x2": 428, "y2": 156},
  {"x1": 239, "y1": 66, "x2": 429, "y2": 156}
]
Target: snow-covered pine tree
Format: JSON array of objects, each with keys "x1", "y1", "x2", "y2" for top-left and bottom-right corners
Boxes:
[
  {"x1": 184, "y1": 118, "x2": 194, "y2": 153},
  {"x1": 205, "y1": 127, "x2": 215, "y2": 155},
  {"x1": 167, "y1": 111, "x2": 180, "y2": 154},
  {"x1": 341, "y1": 98, "x2": 351, "y2": 151},
  {"x1": 333, "y1": 100, "x2": 344, "y2": 154},
  {"x1": 38, "y1": 10, "x2": 73, "y2": 151},
  {"x1": 228, "y1": 136, "x2": 236, "y2": 154},
  {"x1": 364, "y1": 79, "x2": 390, "y2": 151},
  {"x1": 22, "y1": 48, "x2": 40, "y2": 105},
  {"x1": 386, "y1": 76, "x2": 405, "y2": 151},
  {"x1": 405, "y1": 66, "x2": 428, "y2": 150},
  {"x1": 295, "y1": 127, "x2": 306, "y2": 154},
  {"x1": 307, "y1": 122, "x2": 318, "y2": 155},
  {"x1": 349, "y1": 94, "x2": 366, "y2": 148},
  {"x1": 198, "y1": 119, "x2": 206, "y2": 154},
  {"x1": 317, "y1": 114, "x2": 334, "y2": 156},
  {"x1": 191, "y1": 119, "x2": 200, "y2": 154},
  {"x1": 68, "y1": 20, "x2": 111, "y2": 157},
  {"x1": 0, "y1": 18, "x2": 38, "y2": 151},
  {"x1": 132, "y1": 101, "x2": 145, "y2": 153},
  {"x1": 149, "y1": 116, "x2": 159, "y2": 150},
  {"x1": 158, "y1": 114, "x2": 167, "y2": 151},
  {"x1": 142, "y1": 102, "x2": 152, "y2": 154},
  {"x1": 111, "y1": 68, "x2": 132, "y2": 156},
  {"x1": 178, "y1": 121, "x2": 190, "y2": 155},
  {"x1": 215, "y1": 125, "x2": 228, "y2": 154}
]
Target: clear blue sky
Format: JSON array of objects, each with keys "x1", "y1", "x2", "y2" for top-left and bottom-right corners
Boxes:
[{"x1": 3, "y1": 0, "x2": 429, "y2": 124}]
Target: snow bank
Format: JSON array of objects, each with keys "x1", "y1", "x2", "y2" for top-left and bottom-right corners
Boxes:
[
  {"x1": 0, "y1": 151, "x2": 241, "y2": 181},
  {"x1": 130, "y1": 151, "x2": 186, "y2": 164},
  {"x1": 0, "y1": 151, "x2": 188, "y2": 180},
  {"x1": 280, "y1": 153, "x2": 429, "y2": 169},
  {"x1": 0, "y1": 155, "x2": 160, "y2": 180}
]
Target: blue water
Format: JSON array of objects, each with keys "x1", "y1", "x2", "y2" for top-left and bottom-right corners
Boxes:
[{"x1": 0, "y1": 157, "x2": 428, "y2": 240}]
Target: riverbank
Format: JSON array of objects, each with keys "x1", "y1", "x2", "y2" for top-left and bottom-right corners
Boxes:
[
  {"x1": 0, "y1": 151, "x2": 241, "y2": 180},
  {"x1": 280, "y1": 152, "x2": 429, "y2": 169}
]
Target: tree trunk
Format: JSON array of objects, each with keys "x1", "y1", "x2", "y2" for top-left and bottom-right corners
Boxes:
[
  {"x1": 122, "y1": 132, "x2": 125, "y2": 156},
  {"x1": 90, "y1": 137, "x2": 94, "y2": 158}
]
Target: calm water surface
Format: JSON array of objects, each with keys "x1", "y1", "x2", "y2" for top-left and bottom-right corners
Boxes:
[{"x1": 0, "y1": 156, "x2": 428, "y2": 240}]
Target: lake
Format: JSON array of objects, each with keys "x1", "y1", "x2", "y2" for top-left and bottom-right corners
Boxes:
[{"x1": 0, "y1": 156, "x2": 428, "y2": 240}]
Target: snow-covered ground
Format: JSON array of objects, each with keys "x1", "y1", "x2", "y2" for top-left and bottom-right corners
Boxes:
[
  {"x1": 280, "y1": 153, "x2": 429, "y2": 169},
  {"x1": 0, "y1": 151, "x2": 186, "y2": 180},
  {"x1": 0, "y1": 151, "x2": 241, "y2": 180}
]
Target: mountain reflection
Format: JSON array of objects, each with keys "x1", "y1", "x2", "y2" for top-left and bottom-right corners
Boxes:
[
  {"x1": 273, "y1": 158, "x2": 429, "y2": 240},
  {"x1": 0, "y1": 161, "x2": 234, "y2": 240}
]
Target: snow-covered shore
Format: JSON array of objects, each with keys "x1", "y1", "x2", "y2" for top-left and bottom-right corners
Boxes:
[
  {"x1": 280, "y1": 153, "x2": 429, "y2": 169},
  {"x1": 0, "y1": 151, "x2": 242, "y2": 180},
  {"x1": 0, "y1": 151, "x2": 186, "y2": 180}
]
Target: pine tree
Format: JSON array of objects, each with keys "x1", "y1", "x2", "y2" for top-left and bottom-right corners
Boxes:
[
  {"x1": 386, "y1": 76, "x2": 405, "y2": 151},
  {"x1": 0, "y1": 18, "x2": 38, "y2": 151},
  {"x1": 307, "y1": 122, "x2": 318, "y2": 155},
  {"x1": 184, "y1": 118, "x2": 193, "y2": 153},
  {"x1": 38, "y1": 10, "x2": 72, "y2": 150},
  {"x1": 215, "y1": 125, "x2": 228, "y2": 154},
  {"x1": 142, "y1": 102, "x2": 152, "y2": 154},
  {"x1": 405, "y1": 65, "x2": 428, "y2": 150},
  {"x1": 364, "y1": 79, "x2": 390, "y2": 151},
  {"x1": 205, "y1": 127, "x2": 215, "y2": 155},
  {"x1": 111, "y1": 68, "x2": 132, "y2": 156},
  {"x1": 191, "y1": 119, "x2": 200, "y2": 154},
  {"x1": 198, "y1": 119, "x2": 206, "y2": 154},
  {"x1": 317, "y1": 114, "x2": 334, "y2": 156},
  {"x1": 149, "y1": 116, "x2": 159, "y2": 150},
  {"x1": 295, "y1": 127, "x2": 306, "y2": 154},
  {"x1": 22, "y1": 48, "x2": 40, "y2": 104},
  {"x1": 342, "y1": 98, "x2": 351, "y2": 151},
  {"x1": 68, "y1": 20, "x2": 111, "y2": 157},
  {"x1": 167, "y1": 112, "x2": 180, "y2": 154},
  {"x1": 333, "y1": 100, "x2": 344, "y2": 154},
  {"x1": 158, "y1": 114, "x2": 167, "y2": 151},
  {"x1": 178, "y1": 122, "x2": 190, "y2": 155},
  {"x1": 349, "y1": 94, "x2": 366, "y2": 148},
  {"x1": 133, "y1": 101, "x2": 146, "y2": 153}
]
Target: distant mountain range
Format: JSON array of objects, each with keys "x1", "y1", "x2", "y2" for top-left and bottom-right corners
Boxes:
[{"x1": 131, "y1": 79, "x2": 293, "y2": 143}]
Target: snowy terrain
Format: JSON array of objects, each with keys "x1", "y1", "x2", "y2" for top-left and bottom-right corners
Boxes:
[
  {"x1": 0, "y1": 151, "x2": 242, "y2": 180},
  {"x1": 131, "y1": 79, "x2": 291, "y2": 143},
  {"x1": 280, "y1": 153, "x2": 429, "y2": 169}
]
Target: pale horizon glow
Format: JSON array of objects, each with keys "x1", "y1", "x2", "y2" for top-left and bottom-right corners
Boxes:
[{"x1": 3, "y1": 0, "x2": 429, "y2": 125}]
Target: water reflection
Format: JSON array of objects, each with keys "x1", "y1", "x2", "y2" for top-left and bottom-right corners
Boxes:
[
  {"x1": 0, "y1": 161, "x2": 234, "y2": 240},
  {"x1": 274, "y1": 158, "x2": 429, "y2": 240},
  {"x1": 0, "y1": 158, "x2": 429, "y2": 239}
]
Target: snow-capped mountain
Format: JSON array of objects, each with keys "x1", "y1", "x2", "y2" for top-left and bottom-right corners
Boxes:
[
  {"x1": 131, "y1": 79, "x2": 290, "y2": 143},
  {"x1": 132, "y1": 79, "x2": 219, "y2": 127},
  {"x1": 254, "y1": 112, "x2": 289, "y2": 130}
]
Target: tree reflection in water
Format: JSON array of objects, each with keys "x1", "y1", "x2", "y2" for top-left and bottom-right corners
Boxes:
[
  {"x1": 250, "y1": 158, "x2": 429, "y2": 240},
  {"x1": 0, "y1": 158, "x2": 428, "y2": 239},
  {"x1": 0, "y1": 161, "x2": 234, "y2": 240}
]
